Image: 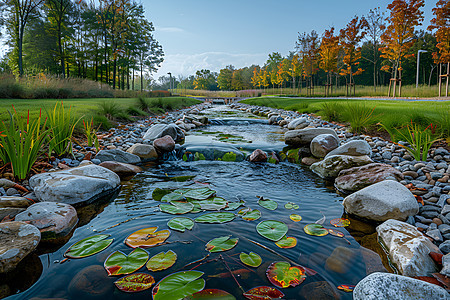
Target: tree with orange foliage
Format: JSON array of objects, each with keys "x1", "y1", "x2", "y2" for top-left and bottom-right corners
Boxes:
[
  {"x1": 296, "y1": 31, "x2": 320, "y2": 96},
  {"x1": 380, "y1": 0, "x2": 425, "y2": 97},
  {"x1": 291, "y1": 54, "x2": 302, "y2": 93},
  {"x1": 319, "y1": 27, "x2": 340, "y2": 97},
  {"x1": 251, "y1": 66, "x2": 261, "y2": 89},
  {"x1": 339, "y1": 16, "x2": 368, "y2": 96},
  {"x1": 428, "y1": 0, "x2": 450, "y2": 97},
  {"x1": 277, "y1": 59, "x2": 291, "y2": 94}
]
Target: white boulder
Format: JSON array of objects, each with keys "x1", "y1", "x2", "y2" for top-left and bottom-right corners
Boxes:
[
  {"x1": 310, "y1": 155, "x2": 373, "y2": 179},
  {"x1": 285, "y1": 128, "x2": 338, "y2": 146},
  {"x1": 325, "y1": 140, "x2": 372, "y2": 158}
]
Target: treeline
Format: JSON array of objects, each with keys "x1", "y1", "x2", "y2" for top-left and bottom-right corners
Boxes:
[{"x1": 0, "y1": 0, "x2": 163, "y2": 90}]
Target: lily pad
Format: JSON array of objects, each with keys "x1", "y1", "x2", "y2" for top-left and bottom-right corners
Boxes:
[
  {"x1": 275, "y1": 236, "x2": 297, "y2": 249},
  {"x1": 186, "y1": 289, "x2": 236, "y2": 299},
  {"x1": 337, "y1": 284, "x2": 355, "y2": 292},
  {"x1": 167, "y1": 217, "x2": 194, "y2": 232},
  {"x1": 206, "y1": 236, "x2": 239, "y2": 253},
  {"x1": 161, "y1": 192, "x2": 185, "y2": 203},
  {"x1": 256, "y1": 220, "x2": 288, "y2": 242},
  {"x1": 152, "y1": 188, "x2": 172, "y2": 201},
  {"x1": 160, "y1": 201, "x2": 194, "y2": 215},
  {"x1": 195, "y1": 212, "x2": 236, "y2": 224},
  {"x1": 266, "y1": 261, "x2": 306, "y2": 288},
  {"x1": 199, "y1": 197, "x2": 228, "y2": 211},
  {"x1": 284, "y1": 202, "x2": 299, "y2": 210},
  {"x1": 175, "y1": 187, "x2": 216, "y2": 200},
  {"x1": 243, "y1": 286, "x2": 285, "y2": 300},
  {"x1": 258, "y1": 197, "x2": 278, "y2": 211},
  {"x1": 240, "y1": 252, "x2": 262, "y2": 268},
  {"x1": 64, "y1": 234, "x2": 114, "y2": 259},
  {"x1": 114, "y1": 273, "x2": 155, "y2": 293},
  {"x1": 152, "y1": 271, "x2": 205, "y2": 300},
  {"x1": 125, "y1": 227, "x2": 170, "y2": 248},
  {"x1": 146, "y1": 250, "x2": 177, "y2": 271},
  {"x1": 327, "y1": 229, "x2": 345, "y2": 238},
  {"x1": 304, "y1": 224, "x2": 329, "y2": 237},
  {"x1": 104, "y1": 248, "x2": 149, "y2": 276},
  {"x1": 330, "y1": 218, "x2": 350, "y2": 227},
  {"x1": 239, "y1": 209, "x2": 261, "y2": 221},
  {"x1": 289, "y1": 214, "x2": 302, "y2": 222},
  {"x1": 225, "y1": 200, "x2": 245, "y2": 211}
]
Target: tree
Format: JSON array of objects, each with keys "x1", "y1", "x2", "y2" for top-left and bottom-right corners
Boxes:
[
  {"x1": 217, "y1": 65, "x2": 234, "y2": 90},
  {"x1": 296, "y1": 31, "x2": 320, "y2": 95},
  {"x1": 319, "y1": 27, "x2": 340, "y2": 96},
  {"x1": 380, "y1": 0, "x2": 425, "y2": 97},
  {"x1": 251, "y1": 66, "x2": 261, "y2": 89},
  {"x1": 291, "y1": 54, "x2": 302, "y2": 93},
  {"x1": 231, "y1": 68, "x2": 244, "y2": 91},
  {"x1": 193, "y1": 69, "x2": 211, "y2": 90}
]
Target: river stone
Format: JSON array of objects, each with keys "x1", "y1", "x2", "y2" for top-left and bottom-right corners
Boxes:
[
  {"x1": 249, "y1": 149, "x2": 267, "y2": 162},
  {"x1": 142, "y1": 123, "x2": 185, "y2": 143},
  {"x1": 310, "y1": 155, "x2": 373, "y2": 179},
  {"x1": 68, "y1": 265, "x2": 114, "y2": 298},
  {"x1": 29, "y1": 164, "x2": 120, "y2": 206},
  {"x1": 0, "y1": 221, "x2": 41, "y2": 273},
  {"x1": 126, "y1": 143, "x2": 158, "y2": 161},
  {"x1": 0, "y1": 196, "x2": 34, "y2": 208},
  {"x1": 15, "y1": 202, "x2": 78, "y2": 243},
  {"x1": 310, "y1": 134, "x2": 339, "y2": 158},
  {"x1": 343, "y1": 180, "x2": 419, "y2": 222},
  {"x1": 441, "y1": 253, "x2": 450, "y2": 276},
  {"x1": 153, "y1": 135, "x2": 176, "y2": 153},
  {"x1": 0, "y1": 208, "x2": 25, "y2": 220},
  {"x1": 325, "y1": 140, "x2": 372, "y2": 158},
  {"x1": 325, "y1": 246, "x2": 357, "y2": 274},
  {"x1": 376, "y1": 219, "x2": 440, "y2": 276},
  {"x1": 99, "y1": 161, "x2": 143, "y2": 179},
  {"x1": 298, "y1": 281, "x2": 339, "y2": 300},
  {"x1": 353, "y1": 272, "x2": 449, "y2": 300},
  {"x1": 287, "y1": 117, "x2": 309, "y2": 130},
  {"x1": 183, "y1": 144, "x2": 245, "y2": 162},
  {"x1": 94, "y1": 149, "x2": 141, "y2": 164},
  {"x1": 285, "y1": 128, "x2": 338, "y2": 146},
  {"x1": 335, "y1": 163, "x2": 404, "y2": 193}
]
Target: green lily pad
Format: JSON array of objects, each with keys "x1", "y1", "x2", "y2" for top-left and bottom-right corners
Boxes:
[
  {"x1": 225, "y1": 200, "x2": 245, "y2": 211},
  {"x1": 124, "y1": 227, "x2": 170, "y2": 248},
  {"x1": 175, "y1": 187, "x2": 216, "y2": 200},
  {"x1": 240, "y1": 252, "x2": 262, "y2": 268},
  {"x1": 266, "y1": 261, "x2": 306, "y2": 288},
  {"x1": 104, "y1": 248, "x2": 149, "y2": 276},
  {"x1": 161, "y1": 192, "x2": 185, "y2": 203},
  {"x1": 114, "y1": 273, "x2": 155, "y2": 293},
  {"x1": 256, "y1": 220, "x2": 288, "y2": 242},
  {"x1": 206, "y1": 236, "x2": 238, "y2": 253},
  {"x1": 258, "y1": 197, "x2": 278, "y2": 211},
  {"x1": 160, "y1": 201, "x2": 194, "y2": 215},
  {"x1": 238, "y1": 209, "x2": 261, "y2": 221},
  {"x1": 186, "y1": 289, "x2": 236, "y2": 299},
  {"x1": 199, "y1": 197, "x2": 228, "y2": 210},
  {"x1": 64, "y1": 234, "x2": 114, "y2": 259},
  {"x1": 195, "y1": 212, "x2": 236, "y2": 224},
  {"x1": 284, "y1": 202, "x2": 299, "y2": 210},
  {"x1": 243, "y1": 286, "x2": 285, "y2": 300},
  {"x1": 275, "y1": 236, "x2": 297, "y2": 249},
  {"x1": 152, "y1": 188, "x2": 172, "y2": 201},
  {"x1": 152, "y1": 271, "x2": 205, "y2": 300},
  {"x1": 146, "y1": 250, "x2": 177, "y2": 271},
  {"x1": 289, "y1": 214, "x2": 302, "y2": 222},
  {"x1": 167, "y1": 217, "x2": 194, "y2": 232},
  {"x1": 304, "y1": 224, "x2": 329, "y2": 236}
]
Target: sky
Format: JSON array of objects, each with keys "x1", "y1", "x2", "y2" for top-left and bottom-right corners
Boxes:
[{"x1": 145, "y1": 0, "x2": 438, "y2": 79}]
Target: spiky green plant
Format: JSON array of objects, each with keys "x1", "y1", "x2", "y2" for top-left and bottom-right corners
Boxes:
[{"x1": 47, "y1": 101, "x2": 80, "y2": 157}]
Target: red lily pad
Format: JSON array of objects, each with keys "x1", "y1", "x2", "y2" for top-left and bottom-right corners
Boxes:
[
  {"x1": 327, "y1": 229, "x2": 345, "y2": 238},
  {"x1": 330, "y1": 218, "x2": 350, "y2": 227},
  {"x1": 186, "y1": 289, "x2": 236, "y2": 299},
  {"x1": 124, "y1": 227, "x2": 170, "y2": 248},
  {"x1": 243, "y1": 286, "x2": 285, "y2": 299},
  {"x1": 266, "y1": 261, "x2": 306, "y2": 288},
  {"x1": 114, "y1": 273, "x2": 155, "y2": 293},
  {"x1": 337, "y1": 284, "x2": 355, "y2": 292}
]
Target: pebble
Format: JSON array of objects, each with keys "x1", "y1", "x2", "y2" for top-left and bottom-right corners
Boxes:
[
  {"x1": 6, "y1": 188, "x2": 19, "y2": 196},
  {"x1": 427, "y1": 229, "x2": 443, "y2": 242}
]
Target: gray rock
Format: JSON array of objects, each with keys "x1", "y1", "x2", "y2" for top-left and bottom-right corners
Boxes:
[
  {"x1": 439, "y1": 240, "x2": 450, "y2": 254},
  {"x1": 126, "y1": 143, "x2": 158, "y2": 161},
  {"x1": 0, "y1": 208, "x2": 25, "y2": 220},
  {"x1": 427, "y1": 229, "x2": 443, "y2": 242},
  {"x1": 285, "y1": 128, "x2": 338, "y2": 146},
  {"x1": 0, "y1": 196, "x2": 34, "y2": 208},
  {"x1": 6, "y1": 188, "x2": 19, "y2": 196},
  {"x1": 441, "y1": 253, "x2": 450, "y2": 277},
  {"x1": 310, "y1": 134, "x2": 339, "y2": 158},
  {"x1": 143, "y1": 124, "x2": 185, "y2": 143},
  {"x1": 325, "y1": 140, "x2": 372, "y2": 158},
  {"x1": 439, "y1": 224, "x2": 450, "y2": 235},
  {"x1": 311, "y1": 155, "x2": 373, "y2": 179},
  {"x1": 95, "y1": 149, "x2": 141, "y2": 164},
  {"x1": 153, "y1": 135, "x2": 176, "y2": 153},
  {"x1": 99, "y1": 161, "x2": 143, "y2": 179},
  {"x1": 287, "y1": 117, "x2": 308, "y2": 130}
]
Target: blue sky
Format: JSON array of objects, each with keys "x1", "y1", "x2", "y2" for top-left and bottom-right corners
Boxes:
[{"x1": 145, "y1": 0, "x2": 438, "y2": 79}]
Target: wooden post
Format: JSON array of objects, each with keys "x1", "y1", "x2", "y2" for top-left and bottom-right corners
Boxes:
[
  {"x1": 388, "y1": 79, "x2": 392, "y2": 97},
  {"x1": 446, "y1": 63, "x2": 449, "y2": 97},
  {"x1": 439, "y1": 63, "x2": 442, "y2": 97},
  {"x1": 398, "y1": 69, "x2": 402, "y2": 98}
]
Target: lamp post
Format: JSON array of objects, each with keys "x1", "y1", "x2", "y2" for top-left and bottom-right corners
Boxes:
[
  {"x1": 167, "y1": 72, "x2": 172, "y2": 92},
  {"x1": 416, "y1": 50, "x2": 428, "y2": 89}
]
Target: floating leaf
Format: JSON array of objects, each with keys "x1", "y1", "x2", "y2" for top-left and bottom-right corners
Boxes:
[
  {"x1": 160, "y1": 201, "x2": 194, "y2": 215},
  {"x1": 330, "y1": 218, "x2": 350, "y2": 227},
  {"x1": 206, "y1": 236, "x2": 238, "y2": 253},
  {"x1": 186, "y1": 289, "x2": 236, "y2": 299},
  {"x1": 258, "y1": 197, "x2": 278, "y2": 211},
  {"x1": 152, "y1": 188, "x2": 172, "y2": 201},
  {"x1": 266, "y1": 261, "x2": 306, "y2": 288},
  {"x1": 240, "y1": 252, "x2": 262, "y2": 268},
  {"x1": 125, "y1": 227, "x2": 170, "y2": 248},
  {"x1": 284, "y1": 202, "x2": 299, "y2": 210},
  {"x1": 225, "y1": 200, "x2": 245, "y2": 211},
  {"x1": 167, "y1": 217, "x2": 194, "y2": 232},
  {"x1": 114, "y1": 273, "x2": 155, "y2": 293},
  {"x1": 146, "y1": 250, "x2": 177, "y2": 271},
  {"x1": 239, "y1": 209, "x2": 261, "y2": 221},
  {"x1": 337, "y1": 284, "x2": 355, "y2": 292},
  {"x1": 161, "y1": 192, "x2": 185, "y2": 203},
  {"x1": 175, "y1": 187, "x2": 216, "y2": 200},
  {"x1": 199, "y1": 197, "x2": 228, "y2": 210},
  {"x1": 327, "y1": 229, "x2": 345, "y2": 238},
  {"x1": 104, "y1": 248, "x2": 149, "y2": 276},
  {"x1": 243, "y1": 286, "x2": 285, "y2": 300},
  {"x1": 195, "y1": 212, "x2": 236, "y2": 224},
  {"x1": 304, "y1": 224, "x2": 329, "y2": 237},
  {"x1": 256, "y1": 220, "x2": 288, "y2": 242},
  {"x1": 275, "y1": 236, "x2": 297, "y2": 249},
  {"x1": 152, "y1": 271, "x2": 205, "y2": 300},
  {"x1": 289, "y1": 214, "x2": 302, "y2": 222},
  {"x1": 64, "y1": 234, "x2": 114, "y2": 259}
]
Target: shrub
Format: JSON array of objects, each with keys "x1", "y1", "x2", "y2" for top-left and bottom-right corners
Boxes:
[
  {"x1": 82, "y1": 117, "x2": 100, "y2": 151},
  {"x1": 97, "y1": 101, "x2": 122, "y2": 120},
  {"x1": 343, "y1": 102, "x2": 377, "y2": 133},
  {"x1": 126, "y1": 106, "x2": 147, "y2": 116},
  {"x1": 47, "y1": 102, "x2": 80, "y2": 157},
  {"x1": 320, "y1": 102, "x2": 343, "y2": 122}
]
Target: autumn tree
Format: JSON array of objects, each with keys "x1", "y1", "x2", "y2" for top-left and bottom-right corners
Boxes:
[
  {"x1": 296, "y1": 31, "x2": 320, "y2": 96},
  {"x1": 380, "y1": 0, "x2": 425, "y2": 97},
  {"x1": 291, "y1": 54, "x2": 302, "y2": 93},
  {"x1": 251, "y1": 66, "x2": 261, "y2": 89},
  {"x1": 319, "y1": 27, "x2": 340, "y2": 96}
]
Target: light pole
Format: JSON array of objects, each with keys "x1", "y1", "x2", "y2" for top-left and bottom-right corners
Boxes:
[
  {"x1": 167, "y1": 72, "x2": 172, "y2": 92},
  {"x1": 416, "y1": 50, "x2": 428, "y2": 89}
]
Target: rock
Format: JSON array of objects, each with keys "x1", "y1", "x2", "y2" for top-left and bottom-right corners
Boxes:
[
  {"x1": 343, "y1": 180, "x2": 419, "y2": 222},
  {"x1": 376, "y1": 219, "x2": 440, "y2": 276},
  {"x1": 142, "y1": 123, "x2": 185, "y2": 143},
  {"x1": 249, "y1": 149, "x2": 267, "y2": 162},
  {"x1": 353, "y1": 272, "x2": 449, "y2": 300},
  {"x1": 301, "y1": 157, "x2": 320, "y2": 166},
  {"x1": 441, "y1": 253, "x2": 450, "y2": 276},
  {"x1": 287, "y1": 117, "x2": 308, "y2": 130},
  {"x1": 68, "y1": 265, "x2": 114, "y2": 298},
  {"x1": 182, "y1": 144, "x2": 245, "y2": 162},
  {"x1": 310, "y1": 134, "x2": 339, "y2": 158},
  {"x1": 153, "y1": 135, "x2": 175, "y2": 153},
  {"x1": 126, "y1": 143, "x2": 158, "y2": 161},
  {"x1": 268, "y1": 152, "x2": 279, "y2": 164},
  {"x1": 94, "y1": 149, "x2": 141, "y2": 164},
  {"x1": 99, "y1": 161, "x2": 143, "y2": 179},
  {"x1": 299, "y1": 281, "x2": 339, "y2": 300},
  {"x1": 0, "y1": 196, "x2": 34, "y2": 208},
  {"x1": 325, "y1": 140, "x2": 372, "y2": 158},
  {"x1": 439, "y1": 240, "x2": 450, "y2": 254},
  {"x1": 6, "y1": 188, "x2": 19, "y2": 196},
  {"x1": 15, "y1": 202, "x2": 78, "y2": 243},
  {"x1": 0, "y1": 221, "x2": 41, "y2": 273},
  {"x1": 335, "y1": 163, "x2": 404, "y2": 193},
  {"x1": 426, "y1": 229, "x2": 443, "y2": 242},
  {"x1": 285, "y1": 128, "x2": 338, "y2": 146},
  {"x1": 310, "y1": 155, "x2": 373, "y2": 179},
  {"x1": 0, "y1": 208, "x2": 25, "y2": 220},
  {"x1": 325, "y1": 246, "x2": 357, "y2": 274},
  {"x1": 29, "y1": 164, "x2": 120, "y2": 206}
]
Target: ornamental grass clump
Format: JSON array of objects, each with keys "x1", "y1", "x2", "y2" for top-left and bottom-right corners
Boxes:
[
  {"x1": 343, "y1": 102, "x2": 377, "y2": 133},
  {"x1": 82, "y1": 117, "x2": 100, "y2": 152},
  {"x1": 320, "y1": 102, "x2": 343, "y2": 122},
  {"x1": 47, "y1": 102, "x2": 80, "y2": 157}
]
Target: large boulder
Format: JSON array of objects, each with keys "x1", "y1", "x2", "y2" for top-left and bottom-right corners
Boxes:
[
  {"x1": 126, "y1": 143, "x2": 158, "y2": 161},
  {"x1": 325, "y1": 140, "x2": 372, "y2": 158},
  {"x1": 376, "y1": 219, "x2": 440, "y2": 276},
  {"x1": 143, "y1": 124, "x2": 185, "y2": 143},
  {"x1": 343, "y1": 180, "x2": 419, "y2": 222},
  {"x1": 29, "y1": 164, "x2": 120, "y2": 206},
  {"x1": 99, "y1": 161, "x2": 143, "y2": 179},
  {"x1": 335, "y1": 163, "x2": 404, "y2": 193},
  {"x1": 285, "y1": 128, "x2": 338, "y2": 146},
  {"x1": 310, "y1": 155, "x2": 373, "y2": 179},
  {"x1": 249, "y1": 149, "x2": 267, "y2": 163},
  {"x1": 287, "y1": 117, "x2": 309, "y2": 130},
  {"x1": 94, "y1": 149, "x2": 141, "y2": 164},
  {"x1": 16, "y1": 202, "x2": 78, "y2": 243},
  {"x1": 0, "y1": 221, "x2": 41, "y2": 273},
  {"x1": 353, "y1": 272, "x2": 448, "y2": 300},
  {"x1": 0, "y1": 196, "x2": 34, "y2": 208},
  {"x1": 153, "y1": 135, "x2": 176, "y2": 153},
  {"x1": 310, "y1": 134, "x2": 339, "y2": 158}
]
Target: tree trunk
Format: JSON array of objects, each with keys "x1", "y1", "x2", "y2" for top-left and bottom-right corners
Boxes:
[
  {"x1": 113, "y1": 58, "x2": 117, "y2": 89},
  {"x1": 18, "y1": 23, "x2": 25, "y2": 77}
]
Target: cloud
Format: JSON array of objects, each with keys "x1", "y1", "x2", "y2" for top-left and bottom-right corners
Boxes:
[{"x1": 156, "y1": 27, "x2": 185, "y2": 33}]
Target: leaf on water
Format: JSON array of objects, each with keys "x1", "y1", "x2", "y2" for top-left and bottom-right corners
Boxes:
[
  {"x1": 174, "y1": 187, "x2": 216, "y2": 200},
  {"x1": 256, "y1": 220, "x2": 288, "y2": 242},
  {"x1": 337, "y1": 284, "x2": 355, "y2": 292},
  {"x1": 167, "y1": 175, "x2": 196, "y2": 182},
  {"x1": 199, "y1": 197, "x2": 228, "y2": 211},
  {"x1": 125, "y1": 227, "x2": 170, "y2": 248},
  {"x1": 289, "y1": 214, "x2": 302, "y2": 222},
  {"x1": 225, "y1": 200, "x2": 245, "y2": 211},
  {"x1": 206, "y1": 236, "x2": 238, "y2": 253},
  {"x1": 195, "y1": 212, "x2": 236, "y2": 224},
  {"x1": 160, "y1": 201, "x2": 194, "y2": 215},
  {"x1": 161, "y1": 192, "x2": 185, "y2": 203},
  {"x1": 152, "y1": 271, "x2": 205, "y2": 300},
  {"x1": 146, "y1": 250, "x2": 177, "y2": 271},
  {"x1": 243, "y1": 286, "x2": 285, "y2": 300},
  {"x1": 315, "y1": 212, "x2": 326, "y2": 225},
  {"x1": 104, "y1": 248, "x2": 149, "y2": 276},
  {"x1": 238, "y1": 208, "x2": 261, "y2": 221},
  {"x1": 114, "y1": 273, "x2": 155, "y2": 293},
  {"x1": 327, "y1": 229, "x2": 345, "y2": 238},
  {"x1": 64, "y1": 234, "x2": 114, "y2": 259},
  {"x1": 239, "y1": 252, "x2": 262, "y2": 268},
  {"x1": 284, "y1": 202, "x2": 299, "y2": 210},
  {"x1": 330, "y1": 218, "x2": 350, "y2": 227},
  {"x1": 167, "y1": 217, "x2": 194, "y2": 232},
  {"x1": 304, "y1": 224, "x2": 329, "y2": 237},
  {"x1": 266, "y1": 261, "x2": 306, "y2": 288},
  {"x1": 275, "y1": 236, "x2": 297, "y2": 249},
  {"x1": 152, "y1": 188, "x2": 172, "y2": 201},
  {"x1": 186, "y1": 289, "x2": 236, "y2": 299},
  {"x1": 258, "y1": 197, "x2": 278, "y2": 211}
]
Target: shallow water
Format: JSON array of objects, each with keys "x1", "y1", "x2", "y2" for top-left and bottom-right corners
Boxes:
[{"x1": 6, "y1": 106, "x2": 381, "y2": 300}]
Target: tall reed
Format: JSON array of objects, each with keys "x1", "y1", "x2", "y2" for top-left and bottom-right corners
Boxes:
[{"x1": 47, "y1": 102, "x2": 80, "y2": 157}]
